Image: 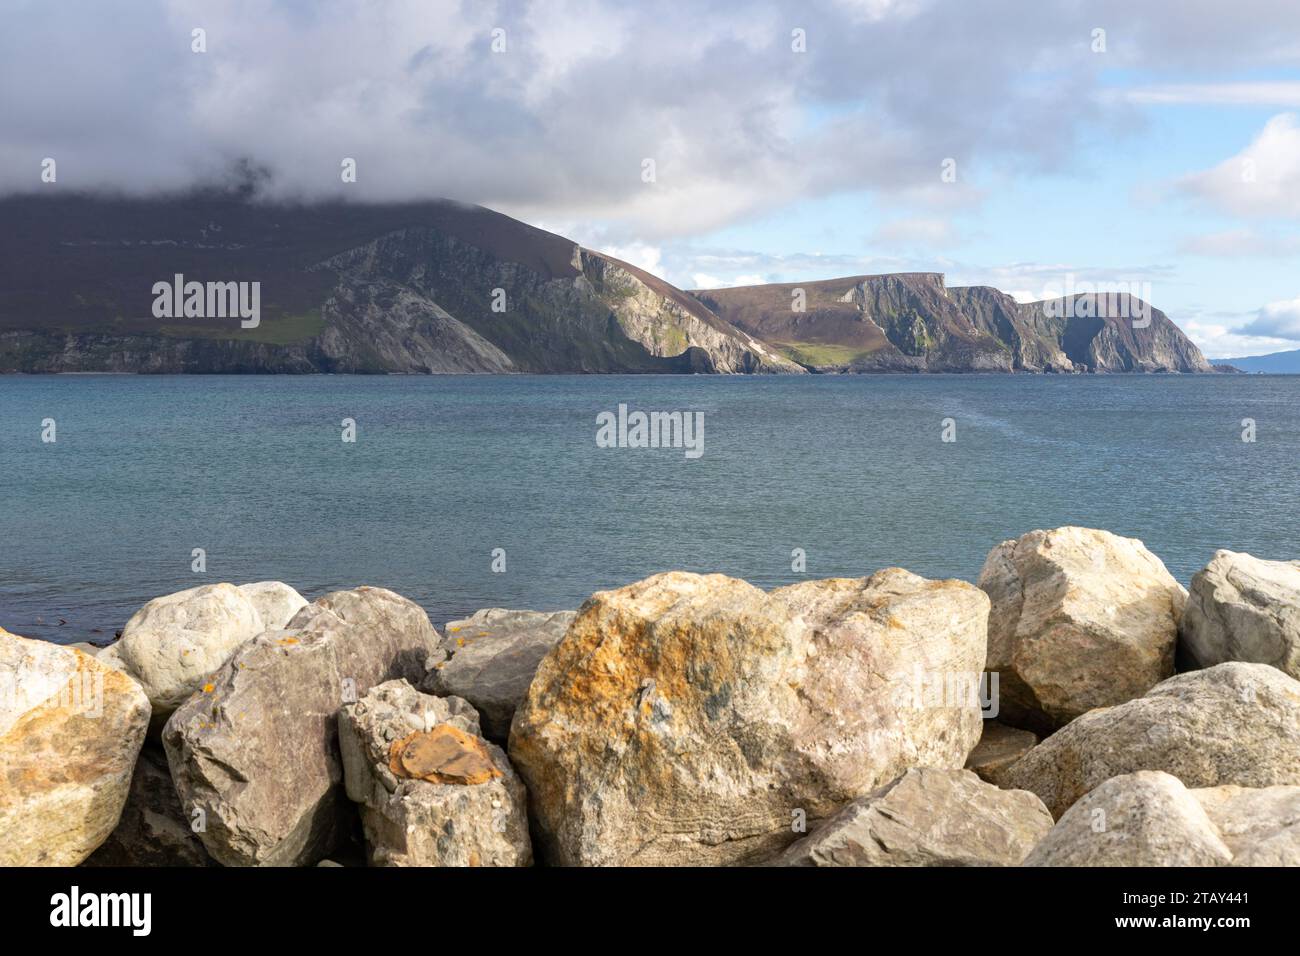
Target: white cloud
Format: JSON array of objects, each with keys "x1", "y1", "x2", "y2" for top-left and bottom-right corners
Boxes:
[
  {"x1": 598, "y1": 242, "x2": 662, "y2": 274},
  {"x1": 1177, "y1": 228, "x2": 1300, "y2": 258},
  {"x1": 1124, "y1": 82, "x2": 1300, "y2": 107},
  {"x1": 1178, "y1": 113, "x2": 1300, "y2": 219},
  {"x1": 868, "y1": 216, "x2": 957, "y2": 247}
]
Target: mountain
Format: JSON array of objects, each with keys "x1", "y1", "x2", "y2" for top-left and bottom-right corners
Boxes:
[
  {"x1": 692, "y1": 273, "x2": 1214, "y2": 373},
  {"x1": 0, "y1": 194, "x2": 800, "y2": 374},
  {"x1": 1211, "y1": 349, "x2": 1300, "y2": 373},
  {"x1": 0, "y1": 194, "x2": 1212, "y2": 374}
]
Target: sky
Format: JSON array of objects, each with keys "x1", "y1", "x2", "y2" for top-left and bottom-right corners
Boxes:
[{"x1": 3, "y1": 0, "x2": 1300, "y2": 357}]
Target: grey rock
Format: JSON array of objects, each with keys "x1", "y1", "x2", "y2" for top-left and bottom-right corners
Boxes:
[
  {"x1": 162, "y1": 587, "x2": 439, "y2": 866},
  {"x1": 423, "y1": 608, "x2": 576, "y2": 741},
  {"x1": 777, "y1": 768, "x2": 1053, "y2": 867},
  {"x1": 1180, "y1": 549, "x2": 1300, "y2": 678},
  {"x1": 1001, "y1": 662, "x2": 1300, "y2": 818},
  {"x1": 338, "y1": 680, "x2": 531, "y2": 867}
]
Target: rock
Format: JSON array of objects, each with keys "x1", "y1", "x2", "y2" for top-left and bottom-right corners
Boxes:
[
  {"x1": 965, "y1": 721, "x2": 1038, "y2": 784},
  {"x1": 509, "y1": 569, "x2": 990, "y2": 866},
  {"x1": 979, "y1": 526, "x2": 1185, "y2": 731},
  {"x1": 422, "y1": 608, "x2": 576, "y2": 741},
  {"x1": 237, "y1": 581, "x2": 308, "y2": 631},
  {"x1": 1180, "y1": 550, "x2": 1300, "y2": 678},
  {"x1": 0, "y1": 628, "x2": 150, "y2": 866},
  {"x1": 1023, "y1": 772, "x2": 1234, "y2": 866},
  {"x1": 114, "y1": 583, "x2": 265, "y2": 723},
  {"x1": 776, "y1": 768, "x2": 1052, "y2": 867},
  {"x1": 162, "y1": 586, "x2": 439, "y2": 866},
  {"x1": 1025, "y1": 771, "x2": 1300, "y2": 866},
  {"x1": 1001, "y1": 662, "x2": 1300, "y2": 818},
  {"x1": 1194, "y1": 783, "x2": 1300, "y2": 866},
  {"x1": 338, "y1": 680, "x2": 531, "y2": 866},
  {"x1": 83, "y1": 743, "x2": 215, "y2": 867}
]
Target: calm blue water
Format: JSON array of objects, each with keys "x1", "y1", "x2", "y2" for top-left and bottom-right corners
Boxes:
[{"x1": 2, "y1": 374, "x2": 1297, "y2": 644}]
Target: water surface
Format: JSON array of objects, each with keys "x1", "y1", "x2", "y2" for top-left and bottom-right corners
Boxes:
[{"x1": 2, "y1": 373, "x2": 1296, "y2": 643}]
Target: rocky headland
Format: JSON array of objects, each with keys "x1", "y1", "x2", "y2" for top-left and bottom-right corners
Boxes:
[
  {"x1": 1, "y1": 195, "x2": 1216, "y2": 375},
  {"x1": 5, "y1": 526, "x2": 1300, "y2": 867}
]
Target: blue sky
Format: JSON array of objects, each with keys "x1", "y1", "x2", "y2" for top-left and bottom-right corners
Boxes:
[{"x1": 3, "y1": 0, "x2": 1299, "y2": 357}]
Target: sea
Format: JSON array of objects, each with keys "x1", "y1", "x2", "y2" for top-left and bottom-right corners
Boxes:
[{"x1": 2, "y1": 373, "x2": 1296, "y2": 644}]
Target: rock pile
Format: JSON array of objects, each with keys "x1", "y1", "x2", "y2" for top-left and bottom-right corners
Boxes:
[{"x1": 7, "y1": 528, "x2": 1300, "y2": 868}]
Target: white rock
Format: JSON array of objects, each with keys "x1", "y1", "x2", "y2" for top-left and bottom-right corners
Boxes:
[
  {"x1": 1181, "y1": 549, "x2": 1300, "y2": 679},
  {"x1": 237, "y1": 581, "x2": 308, "y2": 631},
  {"x1": 979, "y1": 526, "x2": 1186, "y2": 730},
  {"x1": 1002, "y1": 662, "x2": 1300, "y2": 818},
  {"x1": 116, "y1": 583, "x2": 265, "y2": 719}
]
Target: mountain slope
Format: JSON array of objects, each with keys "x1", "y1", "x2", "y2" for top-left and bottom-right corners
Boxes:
[
  {"x1": 693, "y1": 273, "x2": 1213, "y2": 373},
  {"x1": 0, "y1": 194, "x2": 799, "y2": 374},
  {"x1": 0, "y1": 193, "x2": 1215, "y2": 375}
]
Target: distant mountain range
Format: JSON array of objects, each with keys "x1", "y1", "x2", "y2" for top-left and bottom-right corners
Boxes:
[
  {"x1": 1211, "y1": 350, "x2": 1300, "y2": 373},
  {"x1": 0, "y1": 194, "x2": 1218, "y2": 374}
]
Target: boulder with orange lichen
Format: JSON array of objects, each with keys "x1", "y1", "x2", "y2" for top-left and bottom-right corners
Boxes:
[
  {"x1": 0, "y1": 627, "x2": 151, "y2": 866},
  {"x1": 162, "y1": 587, "x2": 440, "y2": 866},
  {"x1": 339, "y1": 680, "x2": 531, "y2": 866},
  {"x1": 508, "y1": 569, "x2": 990, "y2": 866}
]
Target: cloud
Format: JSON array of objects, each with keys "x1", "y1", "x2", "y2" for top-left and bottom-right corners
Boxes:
[
  {"x1": 1238, "y1": 296, "x2": 1300, "y2": 341},
  {"x1": 868, "y1": 216, "x2": 957, "y2": 248},
  {"x1": 1178, "y1": 113, "x2": 1300, "y2": 219},
  {"x1": 1177, "y1": 228, "x2": 1300, "y2": 258},
  {"x1": 10, "y1": 0, "x2": 1294, "y2": 240},
  {"x1": 1123, "y1": 82, "x2": 1300, "y2": 107}
]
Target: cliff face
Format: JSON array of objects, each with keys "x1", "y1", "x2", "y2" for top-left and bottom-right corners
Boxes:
[
  {"x1": 695, "y1": 274, "x2": 1213, "y2": 374},
  {"x1": 0, "y1": 194, "x2": 1212, "y2": 375}
]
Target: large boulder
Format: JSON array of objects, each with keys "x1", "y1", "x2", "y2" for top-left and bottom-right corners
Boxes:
[
  {"x1": 965, "y1": 721, "x2": 1038, "y2": 784},
  {"x1": 1001, "y1": 662, "x2": 1300, "y2": 818},
  {"x1": 237, "y1": 581, "x2": 308, "y2": 630},
  {"x1": 1025, "y1": 770, "x2": 1300, "y2": 866},
  {"x1": 979, "y1": 526, "x2": 1186, "y2": 731},
  {"x1": 84, "y1": 742, "x2": 215, "y2": 867},
  {"x1": 162, "y1": 587, "x2": 439, "y2": 866},
  {"x1": 776, "y1": 768, "x2": 1052, "y2": 867},
  {"x1": 1194, "y1": 782, "x2": 1300, "y2": 866},
  {"x1": 423, "y1": 608, "x2": 576, "y2": 741},
  {"x1": 338, "y1": 680, "x2": 531, "y2": 866},
  {"x1": 1023, "y1": 772, "x2": 1233, "y2": 866},
  {"x1": 114, "y1": 583, "x2": 265, "y2": 723},
  {"x1": 509, "y1": 569, "x2": 990, "y2": 866},
  {"x1": 1180, "y1": 550, "x2": 1300, "y2": 678},
  {"x1": 0, "y1": 628, "x2": 150, "y2": 866}
]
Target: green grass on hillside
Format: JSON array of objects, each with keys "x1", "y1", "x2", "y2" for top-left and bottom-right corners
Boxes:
[
  {"x1": 778, "y1": 341, "x2": 877, "y2": 366},
  {"x1": 159, "y1": 310, "x2": 326, "y2": 345}
]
